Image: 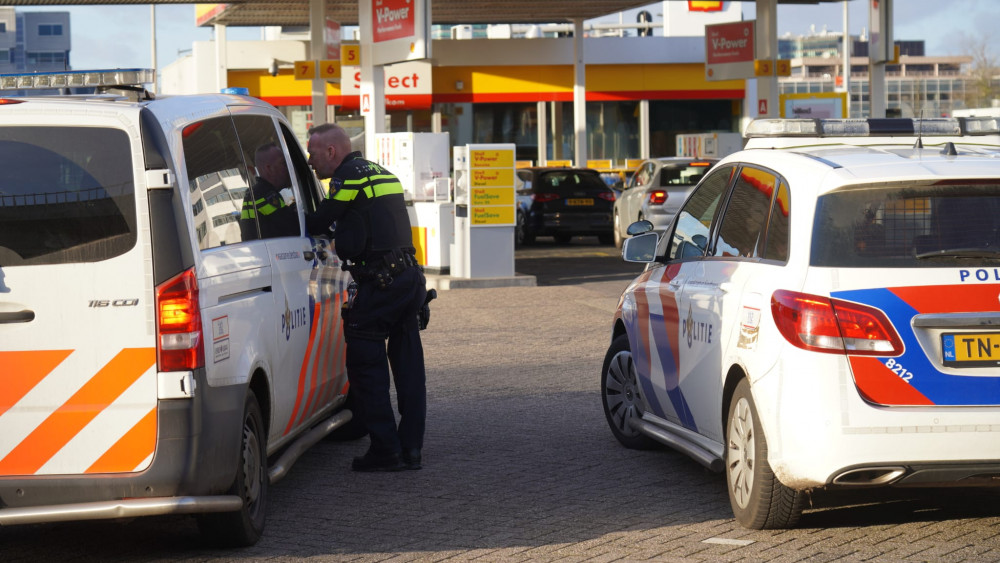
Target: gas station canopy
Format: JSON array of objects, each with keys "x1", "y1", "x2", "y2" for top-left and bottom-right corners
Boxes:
[{"x1": 0, "y1": 0, "x2": 847, "y2": 27}]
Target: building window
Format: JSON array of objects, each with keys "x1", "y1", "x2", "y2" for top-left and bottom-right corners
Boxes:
[
  {"x1": 0, "y1": 22, "x2": 6, "y2": 33},
  {"x1": 25, "y1": 51, "x2": 66, "y2": 64},
  {"x1": 38, "y1": 24, "x2": 63, "y2": 36},
  {"x1": 0, "y1": 49, "x2": 8, "y2": 63}
]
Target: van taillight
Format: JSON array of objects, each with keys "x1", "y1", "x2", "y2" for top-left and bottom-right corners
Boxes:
[
  {"x1": 771, "y1": 290, "x2": 903, "y2": 356},
  {"x1": 649, "y1": 190, "x2": 667, "y2": 205},
  {"x1": 155, "y1": 268, "x2": 204, "y2": 371},
  {"x1": 533, "y1": 193, "x2": 560, "y2": 203}
]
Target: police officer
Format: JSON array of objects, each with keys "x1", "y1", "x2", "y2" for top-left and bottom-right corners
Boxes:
[
  {"x1": 306, "y1": 123, "x2": 427, "y2": 472},
  {"x1": 240, "y1": 143, "x2": 298, "y2": 240}
]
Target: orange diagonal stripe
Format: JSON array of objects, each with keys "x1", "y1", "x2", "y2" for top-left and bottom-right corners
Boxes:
[
  {"x1": 86, "y1": 406, "x2": 157, "y2": 473},
  {"x1": 285, "y1": 301, "x2": 322, "y2": 435},
  {"x1": 0, "y1": 348, "x2": 155, "y2": 475},
  {"x1": 0, "y1": 350, "x2": 73, "y2": 418}
]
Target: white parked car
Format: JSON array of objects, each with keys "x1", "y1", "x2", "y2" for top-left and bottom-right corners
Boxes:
[{"x1": 602, "y1": 117, "x2": 1000, "y2": 529}]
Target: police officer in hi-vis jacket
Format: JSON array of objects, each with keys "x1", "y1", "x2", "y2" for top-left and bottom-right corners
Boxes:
[{"x1": 306, "y1": 123, "x2": 428, "y2": 472}]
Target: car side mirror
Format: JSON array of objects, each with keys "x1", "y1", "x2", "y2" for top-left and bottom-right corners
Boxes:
[
  {"x1": 626, "y1": 220, "x2": 654, "y2": 236},
  {"x1": 622, "y1": 232, "x2": 658, "y2": 263}
]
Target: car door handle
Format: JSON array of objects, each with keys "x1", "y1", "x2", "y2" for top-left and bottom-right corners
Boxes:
[
  {"x1": 718, "y1": 282, "x2": 734, "y2": 294},
  {"x1": 667, "y1": 281, "x2": 683, "y2": 290},
  {"x1": 0, "y1": 310, "x2": 35, "y2": 323}
]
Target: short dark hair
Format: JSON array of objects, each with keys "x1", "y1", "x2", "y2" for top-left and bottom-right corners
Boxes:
[{"x1": 308, "y1": 123, "x2": 340, "y2": 137}]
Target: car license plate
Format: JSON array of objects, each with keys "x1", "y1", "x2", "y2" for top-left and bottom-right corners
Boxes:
[
  {"x1": 942, "y1": 333, "x2": 1000, "y2": 367},
  {"x1": 566, "y1": 198, "x2": 593, "y2": 206}
]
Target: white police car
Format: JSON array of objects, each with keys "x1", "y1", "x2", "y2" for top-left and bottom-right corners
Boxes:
[
  {"x1": 602, "y1": 117, "x2": 1000, "y2": 529},
  {"x1": 0, "y1": 70, "x2": 353, "y2": 545}
]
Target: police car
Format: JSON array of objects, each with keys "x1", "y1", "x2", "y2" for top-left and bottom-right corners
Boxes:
[
  {"x1": 0, "y1": 70, "x2": 353, "y2": 545},
  {"x1": 602, "y1": 117, "x2": 1000, "y2": 529}
]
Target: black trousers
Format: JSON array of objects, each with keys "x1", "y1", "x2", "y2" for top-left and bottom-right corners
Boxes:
[{"x1": 343, "y1": 266, "x2": 427, "y2": 456}]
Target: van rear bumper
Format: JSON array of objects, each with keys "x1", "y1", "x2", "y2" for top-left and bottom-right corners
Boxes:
[
  {"x1": 0, "y1": 495, "x2": 242, "y2": 525},
  {"x1": 0, "y1": 369, "x2": 247, "y2": 516}
]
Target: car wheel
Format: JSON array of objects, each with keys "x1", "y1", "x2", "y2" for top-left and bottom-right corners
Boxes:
[
  {"x1": 613, "y1": 212, "x2": 624, "y2": 249},
  {"x1": 554, "y1": 233, "x2": 572, "y2": 244},
  {"x1": 726, "y1": 378, "x2": 804, "y2": 529},
  {"x1": 601, "y1": 334, "x2": 657, "y2": 450},
  {"x1": 198, "y1": 392, "x2": 269, "y2": 547},
  {"x1": 514, "y1": 210, "x2": 528, "y2": 249}
]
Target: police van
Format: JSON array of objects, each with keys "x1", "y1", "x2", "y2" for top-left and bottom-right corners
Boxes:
[
  {"x1": 604, "y1": 117, "x2": 1000, "y2": 529},
  {"x1": 0, "y1": 70, "x2": 353, "y2": 545}
]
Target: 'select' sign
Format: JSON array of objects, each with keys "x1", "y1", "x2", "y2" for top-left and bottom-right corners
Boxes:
[
  {"x1": 373, "y1": 0, "x2": 415, "y2": 43},
  {"x1": 705, "y1": 21, "x2": 754, "y2": 65}
]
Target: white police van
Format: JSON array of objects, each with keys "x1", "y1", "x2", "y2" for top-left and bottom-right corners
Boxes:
[
  {"x1": 0, "y1": 70, "x2": 353, "y2": 545},
  {"x1": 604, "y1": 117, "x2": 1000, "y2": 529}
]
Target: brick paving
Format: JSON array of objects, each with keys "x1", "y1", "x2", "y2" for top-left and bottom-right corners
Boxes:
[{"x1": 4, "y1": 243, "x2": 1000, "y2": 561}]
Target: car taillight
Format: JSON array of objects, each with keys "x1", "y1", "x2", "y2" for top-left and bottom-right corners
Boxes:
[
  {"x1": 156, "y1": 268, "x2": 204, "y2": 371},
  {"x1": 597, "y1": 192, "x2": 616, "y2": 202},
  {"x1": 649, "y1": 190, "x2": 667, "y2": 205},
  {"x1": 0, "y1": 99, "x2": 24, "y2": 105},
  {"x1": 771, "y1": 290, "x2": 903, "y2": 356},
  {"x1": 533, "y1": 193, "x2": 560, "y2": 203}
]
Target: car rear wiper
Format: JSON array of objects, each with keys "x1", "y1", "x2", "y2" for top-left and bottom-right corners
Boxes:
[{"x1": 915, "y1": 247, "x2": 1000, "y2": 260}]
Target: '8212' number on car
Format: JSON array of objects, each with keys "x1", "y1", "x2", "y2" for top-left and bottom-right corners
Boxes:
[{"x1": 884, "y1": 358, "x2": 913, "y2": 382}]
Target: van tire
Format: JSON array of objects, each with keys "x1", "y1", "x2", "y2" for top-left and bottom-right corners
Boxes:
[{"x1": 198, "y1": 392, "x2": 268, "y2": 547}]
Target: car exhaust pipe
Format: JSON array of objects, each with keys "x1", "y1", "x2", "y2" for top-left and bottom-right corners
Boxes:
[{"x1": 832, "y1": 466, "x2": 907, "y2": 486}]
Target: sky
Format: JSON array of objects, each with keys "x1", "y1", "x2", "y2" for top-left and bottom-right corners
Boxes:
[{"x1": 15, "y1": 0, "x2": 998, "y2": 72}]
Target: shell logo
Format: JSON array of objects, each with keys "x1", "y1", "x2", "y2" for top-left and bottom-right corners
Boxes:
[{"x1": 688, "y1": 1, "x2": 723, "y2": 11}]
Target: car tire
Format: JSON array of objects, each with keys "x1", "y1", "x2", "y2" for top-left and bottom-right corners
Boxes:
[
  {"x1": 198, "y1": 391, "x2": 269, "y2": 547},
  {"x1": 726, "y1": 378, "x2": 804, "y2": 530},
  {"x1": 515, "y1": 210, "x2": 529, "y2": 249},
  {"x1": 613, "y1": 212, "x2": 624, "y2": 249},
  {"x1": 601, "y1": 334, "x2": 657, "y2": 450},
  {"x1": 554, "y1": 233, "x2": 572, "y2": 244}
]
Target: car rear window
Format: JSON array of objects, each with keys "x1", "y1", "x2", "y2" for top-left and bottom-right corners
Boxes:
[
  {"x1": 811, "y1": 183, "x2": 1000, "y2": 267},
  {"x1": 0, "y1": 127, "x2": 136, "y2": 266},
  {"x1": 660, "y1": 164, "x2": 710, "y2": 186},
  {"x1": 540, "y1": 170, "x2": 607, "y2": 193}
]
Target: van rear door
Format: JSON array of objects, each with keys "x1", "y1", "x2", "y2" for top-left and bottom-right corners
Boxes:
[{"x1": 0, "y1": 114, "x2": 159, "y2": 476}]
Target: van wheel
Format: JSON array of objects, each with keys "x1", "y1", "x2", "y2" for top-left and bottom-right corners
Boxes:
[
  {"x1": 198, "y1": 392, "x2": 268, "y2": 547},
  {"x1": 726, "y1": 379, "x2": 804, "y2": 529},
  {"x1": 601, "y1": 334, "x2": 656, "y2": 450}
]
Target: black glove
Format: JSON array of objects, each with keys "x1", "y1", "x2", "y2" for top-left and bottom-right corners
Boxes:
[{"x1": 418, "y1": 289, "x2": 437, "y2": 330}]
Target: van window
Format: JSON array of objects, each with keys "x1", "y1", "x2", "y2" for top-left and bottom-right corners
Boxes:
[
  {"x1": 280, "y1": 122, "x2": 323, "y2": 213},
  {"x1": 181, "y1": 117, "x2": 253, "y2": 249},
  {"x1": 232, "y1": 115, "x2": 300, "y2": 239},
  {"x1": 0, "y1": 127, "x2": 136, "y2": 266}
]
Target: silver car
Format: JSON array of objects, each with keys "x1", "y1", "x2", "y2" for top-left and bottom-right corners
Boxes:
[{"x1": 612, "y1": 157, "x2": 717, "y2": 248}]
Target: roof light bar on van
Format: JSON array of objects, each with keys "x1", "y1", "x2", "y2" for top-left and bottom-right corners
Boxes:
[
  {"x1": 0, "y1": 69, "x2": 154, "y2": 91},
  {"x1": 957, "y1": 116, "x2": 1000, "y2": 136},
  {"x1": 745, "y1": 118, "x2": 963, "y2": 138}
]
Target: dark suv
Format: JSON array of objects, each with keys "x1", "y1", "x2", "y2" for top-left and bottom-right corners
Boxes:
[{"x1": 514, "y1": 167, "x2": 616, "y2": 246}]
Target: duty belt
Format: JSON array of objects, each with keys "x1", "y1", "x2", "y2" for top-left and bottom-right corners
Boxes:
[{"x1": 345, "y1": 249, "x2": 418, "y2": 288}]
